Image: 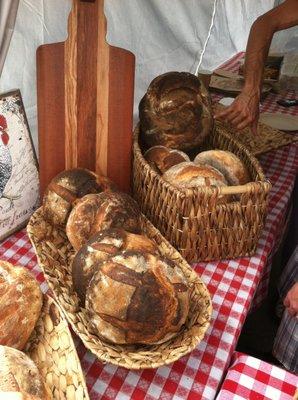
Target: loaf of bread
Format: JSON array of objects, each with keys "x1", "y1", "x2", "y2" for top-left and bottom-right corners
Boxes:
[
  {"x1": 144, "y1": 146, "x2": 190, "y2": 174},
  {"x1": 139, "y1": 71, "x2": 213, "y2": 152},
  {"x1": 0, "y1": 393, "x2": 44, "y2": 399},
  {"x1": 43, "y1": 168, "x2": 115, "y2": 227},
  {"x1": 163, "y1": 161, "x2": 227, "y2": 189},
  {"x1": 0, "y1": 262, "x2": 42, "y2": 350},
  {"x1": 85, "y1": 251, "x2": 190, "y2": 345},
  {"x1": 194, "y1": 150, "x2": 250, "y2": 186},
  {"x1": 72, "y1": 228, "x2": 159, "y2": 304},
  {"x1": 0, "y1": 346, "x2": 51, "y2": 399},
  {"x1": 66, "y1": 191, "x2": 142, "y2": 250}
]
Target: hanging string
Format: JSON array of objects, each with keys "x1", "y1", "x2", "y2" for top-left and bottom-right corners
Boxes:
[{"x1": 195, "y1": 0, "x2": 218, "y2": 75}]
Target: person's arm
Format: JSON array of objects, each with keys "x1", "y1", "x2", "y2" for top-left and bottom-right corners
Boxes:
[{"x1": 215, "y1": 0, "x2": 298, "y2": 134}]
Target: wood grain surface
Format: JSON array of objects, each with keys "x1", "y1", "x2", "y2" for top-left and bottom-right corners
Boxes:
[{"x1": 37, "y1": 0, "x2": 135, "y2": 196}]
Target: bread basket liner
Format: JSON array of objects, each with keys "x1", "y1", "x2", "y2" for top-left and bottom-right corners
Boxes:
[
  {"x1": 25, "y1": 294, "x2": 90, "y2": 400},
  {"x1": 27, "y1": 207, "x2": 212, "y2": 370}
]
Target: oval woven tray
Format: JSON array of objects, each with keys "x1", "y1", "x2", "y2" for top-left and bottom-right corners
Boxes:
[
  {"x1": 25, "y1": 294, "x2": 90, "y2": 400},
  {"x1": 27, "y1": 208, "x2": 212, "y2": 370}
]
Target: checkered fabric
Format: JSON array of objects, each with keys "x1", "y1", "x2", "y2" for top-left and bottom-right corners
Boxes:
[
  {"x1": 0, "y1": 54, "x2": 297, "y2": 400},
  {"x1": 216, "y1": 352, "x2": 298, "y2": 400},
  {"x1": 211, "y1": 52, "x2": 298, "y2": 311}
]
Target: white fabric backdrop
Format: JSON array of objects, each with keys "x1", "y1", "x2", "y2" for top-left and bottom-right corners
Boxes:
[
  {"x1": 0, "y1": 0, "x2": 19, "y2": 76},
  {"x1": 1, "y1": 0, "x2": 296, "y2": 153}
]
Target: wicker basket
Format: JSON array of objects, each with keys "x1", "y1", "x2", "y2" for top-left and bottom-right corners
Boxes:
[
  {"x1": 133, "y1": 124, "x2": 271, "y2": 263},
  {"x1": 27, "y1": 208, "x2": 212, "y2": 370},
  {"x1": 213, "y1": 103, "x2": 298, "y2": 156},
  {"x1": 25, "y1": 294, "x2": 89, "y2": 400}
]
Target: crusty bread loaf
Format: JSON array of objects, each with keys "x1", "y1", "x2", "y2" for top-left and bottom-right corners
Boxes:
[
  {"x1": 0, "y1": 262, "x2": 42, "y2": 350},
  {"x1": 72, "y1": 228, "x2": 159, "y2": 304},
  {"x1": 85, "y1": 251, "x2": 190, "y2": 345},
  {"x1": 144, "y1": 146, "x2": 190, "y2": 174},
  {"x1": 163, "y1": 161, "x2": 227, "y2": 189},
  {"x1": 43, "y1": 168, "x2": 115, "y2": 227},
  {"x1": 194, "y1": 150, "x2": 250, "y2": 186},
  {"x1": 0, "y1": 393, "x2": 44, "y2": 399},
  {"x1": 66, "y1": 192, "x2": 142, "y2": 251},
  {"x1": 139, "y1": 71, "x2": 213, "y2": 152},
  {"x1": 0, "y1": 346, "x2": 50, "y2": 399}
]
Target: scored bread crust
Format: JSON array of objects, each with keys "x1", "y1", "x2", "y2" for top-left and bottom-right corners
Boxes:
[
  {"x1": 194, "y1": 150, "x2": 250, "y2": 186},
  {"x1": 0, "y1": 262, "x2": 42, "y2": 350},
  {"x1": 66, "y1": 192, "x2": 142, "y2": 251},
  {"x1": 144, "y1": 145, "x2": 190, "y2": 174},
  {"x1": 139, "y1": 71, "x2": 213, "y2": 152},
  {"x1": 85, "y1": 251, "x2": 190, "y2": 345},
  {"x1": 163, "y1": 161, "x2": 227, "y2": 189},
  {"x1": 0, "y1": 346, "x2": 50, "y2": 399},
  {"x1": 0, "y1": 393, "x2": 44, "y2": 399},
  {"x1": 72, "y1": 228, "x2": 159, "y2": 304},
  {"x1": 43, "y1": 168, "x2": 115, "y2": 227}
]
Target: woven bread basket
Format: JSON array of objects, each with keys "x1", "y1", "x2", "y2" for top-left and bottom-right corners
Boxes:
[
  {"x1": 133, "y1": 123, "x2": 271, "y2": 263},
  {"x1": 27, "y1": 208, "x2": 212, "y2": 370},
  {"x1": 25, "y1": 294, "x2": 89, "y2": 400},
  {"x1": 213, "y1": 104, "x2": 298, "y2": 156}
]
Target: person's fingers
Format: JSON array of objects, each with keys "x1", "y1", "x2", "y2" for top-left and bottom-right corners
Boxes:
[
  {"x1": 291, "y1": 299, "x2": 298, "y2": 314},
  {"x1": 251, "y1": 118, "x2": 258, "y2": 135},
  {"x1": 287, "y1": 307, "x2": 297, "y2": 317},
  {"x1": 223, "y1": 109, "x2": 242, "y2": 123},
  {"x1": 229, "y1": 113, "x2": 248, "y2": 126},
  {"x1": 284, "y1": 296, "x2": 290, "y2": 308},
  {"x1": 236, "y1": 118, "x2": 253, "y2": 130},
  {"x1": 214, "y1": 106, "x2": 234, "y2": 119}
]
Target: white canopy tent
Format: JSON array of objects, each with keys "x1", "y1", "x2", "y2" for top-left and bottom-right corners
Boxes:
[{"x1": 0, "y1": 0, "x2": 297, "y2": 152}]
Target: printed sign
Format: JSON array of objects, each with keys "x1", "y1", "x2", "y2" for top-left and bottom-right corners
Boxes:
[{"x1": 0, "y1": 90, "x2": 39, "y2": 240}]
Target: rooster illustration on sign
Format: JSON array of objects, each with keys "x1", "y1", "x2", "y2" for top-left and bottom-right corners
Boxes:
[{"x1": 0, "y1": 114, "x2": 19, "y2": 206}]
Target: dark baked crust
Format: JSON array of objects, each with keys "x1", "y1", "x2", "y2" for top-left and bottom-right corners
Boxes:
[
  {"x1": 0, "y1": 262, "x2": 42, "y2": 350},
  {"x1": 72, "y1": 228, "x2": 159, "y2": 304},
  {"x1": 139, "y1": 71, "x2": 213, "y2": 152},
  {"x1": 66, "y1": 192, "x2": 142, "y2": 251},
  {"x1": 43, "y1": 168, "x2": 116, "y2": 227},
  {"x1": 85, "y1": 251, "x2": 190, "y2": 345},
  {"x1": 144, "y1": 146, "x2": 190, "y2": 174}
]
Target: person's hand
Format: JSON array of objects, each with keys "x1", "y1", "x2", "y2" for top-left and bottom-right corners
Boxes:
[
  {"x1": 284, "y1": 282, "x2": 298, "y2": 317},
  {"x1": 214, "y1": 87, "x2": 260, "y2": 135}
]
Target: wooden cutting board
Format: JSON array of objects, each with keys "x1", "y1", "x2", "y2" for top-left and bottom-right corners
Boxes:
[{"x1": 37, "y1": 0, "x2": 135, "y2": 196}]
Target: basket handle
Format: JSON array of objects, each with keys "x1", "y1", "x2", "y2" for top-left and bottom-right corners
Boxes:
[{"x1": 218, "y1": 180, "x2": 271, "y2": 195}]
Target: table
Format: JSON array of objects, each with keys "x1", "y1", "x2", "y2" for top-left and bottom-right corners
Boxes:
[
  {"x1": 216, "y1": 352, "x2": 298, "y2": 400},
  {"x1": 0, "y1": 53, "x2": 297, "y2": 400},
  {"x1": 211, "y1": 52, "x2": 298, "y2": 311}
]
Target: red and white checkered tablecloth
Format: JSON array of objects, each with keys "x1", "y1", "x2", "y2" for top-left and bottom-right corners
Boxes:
[
  {"x1": 0, "y1": 53, "x2": 297, "y2": 400},
  {"x1": 216, "y1": 352, "x2": 298, "y2": 400}
]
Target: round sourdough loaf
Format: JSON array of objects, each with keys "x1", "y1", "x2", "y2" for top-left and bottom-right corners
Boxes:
[
  {"x1": 0, "y1": 346, "x2": 50, "y2": 399},
  {"x1": 139, "y1": 71, "x2": 213, "y2": 152},
  {"x1": 72, "y1": 228, "x2": 159, "y2": 304},
  {"x1": 43, "y1": 168, "x2": 115, "y2": 227},
  {"x1": 194, "y1": 150, "x2": 250, "y2": 186},
  {"x1": 144, "y1": 145, "x2": 190, "y2": 174},
  {"x1": 0, "y1": 262, "x2": 42, "y2": 350},
  {"x1": 0, "y1": 393, "x2": 44, "y2": 400},
  {"x1": 163, "y1": 161, "x2": 227, "y2": 189},
  {"x1": 66, "y1": 192, "x2": 142, "y2": 250},
  {"x1": 85, "y1": 251, "x2": 190, "y2": 345}
]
